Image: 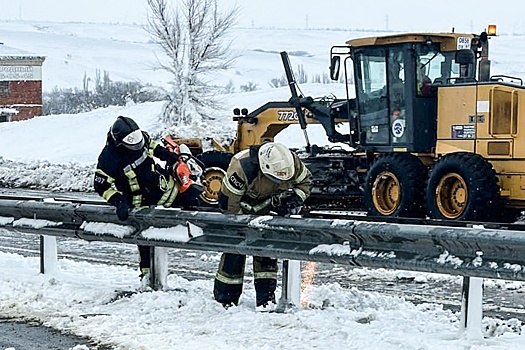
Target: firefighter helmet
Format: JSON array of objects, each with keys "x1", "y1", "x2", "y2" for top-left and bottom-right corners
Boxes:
[
  {"x1": 110, "y1": 116, "x2": 145, "y2": 151},
  {"x1": 258, "y1": 142, "x2": 295, "y2": 181}
]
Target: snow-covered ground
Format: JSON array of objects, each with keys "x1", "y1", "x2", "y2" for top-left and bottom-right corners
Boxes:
[
  {"x1": 1, "y1": 19, "x2": 525, "y2": 350},
  {"x1": 2, "y1": 250, "x2": 524, "y2": 350}
]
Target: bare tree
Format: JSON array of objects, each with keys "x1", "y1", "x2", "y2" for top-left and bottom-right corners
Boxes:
[{"x1": 147, "y1": 0, "x2": 238, "y2": 128}]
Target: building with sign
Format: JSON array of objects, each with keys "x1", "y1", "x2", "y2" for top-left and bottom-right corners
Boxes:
[{"x1": 0, "y1": 43, "x2": 45, "y2": 122}]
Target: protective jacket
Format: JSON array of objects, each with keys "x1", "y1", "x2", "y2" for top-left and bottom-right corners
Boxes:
[
  {"x1": 219, "y1": 146, "x2": 311, "y2": 214},
  {"x1": 94, "y1": 131, "x2": 179, "y2": 209},
  {"x1": 94, "y1": 131, "x2": 183, "y2": 271},
  {"x1": 214, "y1": 145, "x2": 312, "y2": 307}
]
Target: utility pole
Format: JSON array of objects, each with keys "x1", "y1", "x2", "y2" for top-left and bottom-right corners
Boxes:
[{"x1": 305, "y1": 14, "x2": 309, "y2": 30}]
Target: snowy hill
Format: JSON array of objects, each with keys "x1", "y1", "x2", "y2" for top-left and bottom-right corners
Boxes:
[{"x1": 2, "y1": 20, "x2": 525, "y2": 190}]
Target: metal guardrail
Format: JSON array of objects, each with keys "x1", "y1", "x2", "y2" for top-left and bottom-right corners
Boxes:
[{"x1": 0, "y1": 197, "x2": 524, "y2": 282}]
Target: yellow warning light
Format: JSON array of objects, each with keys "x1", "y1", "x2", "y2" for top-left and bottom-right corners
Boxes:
[{"x1": 487, "y1": 24, "x2": 497, "y2": 36}]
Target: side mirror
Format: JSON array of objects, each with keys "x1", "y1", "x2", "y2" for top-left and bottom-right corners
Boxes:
[{"x1": 330, "y1": 56, "x2": 341, "y2": 81}]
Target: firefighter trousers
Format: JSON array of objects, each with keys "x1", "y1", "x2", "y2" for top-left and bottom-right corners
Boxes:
[{"x1": 213, "y1": 252, "x2": 278, "y2": 306}]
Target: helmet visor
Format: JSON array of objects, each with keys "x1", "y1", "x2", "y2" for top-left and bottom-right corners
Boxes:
[{"x1": 121, "y1": 129, "x2": 145, "y2": 150}]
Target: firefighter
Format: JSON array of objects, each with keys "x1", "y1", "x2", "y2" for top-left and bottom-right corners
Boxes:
[
  {"x1": 213, "y1": 142, "x2": 311, "y2": 310},
  {"x1": 93, "y1": 116, "x2": 203, "y2": 279}
]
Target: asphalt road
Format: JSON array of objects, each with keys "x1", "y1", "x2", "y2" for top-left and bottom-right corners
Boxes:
[{"x1": 0, "y1": 318, "x2": 113, "y2": 350}]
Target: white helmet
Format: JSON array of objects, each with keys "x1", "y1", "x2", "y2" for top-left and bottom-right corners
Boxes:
[{"x1": 258, "y1": 142, "x2": 295, "y2": 181}]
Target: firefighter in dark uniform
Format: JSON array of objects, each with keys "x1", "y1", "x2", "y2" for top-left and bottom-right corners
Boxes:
[
  {"x1": 213, "y1": 142, "x2": 311, "y2": 310},
  {"x1": 94, "y1": 116, "x2": 202, "y2": 278}
]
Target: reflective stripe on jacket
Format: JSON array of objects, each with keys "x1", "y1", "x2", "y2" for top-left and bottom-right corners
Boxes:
[{"x1": 94, "y1": 132, "x2": 177, "y2": 208}]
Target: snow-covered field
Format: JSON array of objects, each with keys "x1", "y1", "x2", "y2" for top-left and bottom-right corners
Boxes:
[{"x1": 1, "y1": 19, "x2": 525, "y2": 350}]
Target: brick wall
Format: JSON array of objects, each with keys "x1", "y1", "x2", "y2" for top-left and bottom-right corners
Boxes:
[
  {"x1": 10, "y1": 106, "x2": 43, "y2": 121},
  {"x1": 0, "y1": 80, "x2": 43, "y2": 121},
  {"x1": 0, "y1": 53, "x2": 45, "y2": 122}
]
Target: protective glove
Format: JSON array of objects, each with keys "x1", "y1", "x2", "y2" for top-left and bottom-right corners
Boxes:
[
  {"x1": 115, "y1": 200, "x2": 131, "y2": 221},
  {"x1": 271, "y1": 193, "x2": 303, "y2": 216},
  {"x1": 165, "y1": 152, "x2": 179, "y2": 167},
  {"x1": 283, "y1": 194, "x2": 304, "y2": 215},
  {"x1": 272, "y1": 205, "x2": 290, "y2": 217}
]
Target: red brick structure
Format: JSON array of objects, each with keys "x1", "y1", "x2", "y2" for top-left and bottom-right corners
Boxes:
[{"x1": 0, "y1": 43, "x2": 45, "y2": 122}]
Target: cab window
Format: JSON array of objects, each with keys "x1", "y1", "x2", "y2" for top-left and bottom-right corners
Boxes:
[{"x1": 416, "y1": 45, "x2": 461, "y2": 91}]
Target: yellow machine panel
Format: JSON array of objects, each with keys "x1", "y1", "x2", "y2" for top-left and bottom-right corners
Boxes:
[
  {"x1": 435, "y1": 140, "x2": 475, "y2": 154},
  {"x1": 476, "y1": 139, "x2": 513, "y2": 158},
  {"x1": 434, "y1": 82, "x2": 525, "y2": 206},
  {"x1": 436, "y1": 83, "x2": 525, "y2": 158},
  {"x1": 484, "y1": 85, "x2": 525, "y2": 158},
  {"x1": 436, "y1": 85, "x2": 477, "y2": 154}
]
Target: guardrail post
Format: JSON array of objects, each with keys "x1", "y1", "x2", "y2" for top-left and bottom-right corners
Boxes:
[
  {"x1": 276, "y1": 260, "x2": 301, "y2": 312},
  {"x1": 39, "y1": 235, "x2": 58, "y2": 274},
  {"x1": 460, "y1": 276, "x2": 483, "y2": 339},
  {"x1": 149, "y1": 246, "x2": 168, "y2": 291}
]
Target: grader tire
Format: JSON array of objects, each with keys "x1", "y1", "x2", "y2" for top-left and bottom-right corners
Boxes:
[
  {"x1": 364, "y1": 153, "x2": 427, "y2": 218},
  {"x1": 426, "y1": 152, "x2": 499, "y2": 221},
  {"x1": 197, "y1": 151, "x2": 232, "y2": 204}
]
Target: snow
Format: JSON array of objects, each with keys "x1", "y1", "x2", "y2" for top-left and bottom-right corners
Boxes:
[
  {"x1": 142, "y1": 225, "x2": 190, "y2": 242},
  {"x1": 437, "y1": 251, "x2": 464, "y2": 268},
  {"x1": 2, "y1": 250, "x2": 524, "y2": 350},
  {"x1": 309, "y1": 242, "x2": 356, "y2": 257},
  {"x1": 12, "y1": 218, "x2": 62, "y2": 229},
  {"x1": 80, "y1": 222, "x2": 136, "y2": 238},
  {"x1": 0, "y1": 216, "x2": 14, "y2": 225},
  {"x1": 0, "y1": 18, "x2": 525, "y2": 350}
]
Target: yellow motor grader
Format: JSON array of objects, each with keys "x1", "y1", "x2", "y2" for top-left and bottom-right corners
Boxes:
[{"x1": 201, "y1": 25, "x2": 525, "y2": 222}]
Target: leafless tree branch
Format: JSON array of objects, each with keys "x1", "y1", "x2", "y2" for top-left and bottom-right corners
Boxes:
[{"x1": 146, "y1": 0, "x2": 239, "y2": 127}]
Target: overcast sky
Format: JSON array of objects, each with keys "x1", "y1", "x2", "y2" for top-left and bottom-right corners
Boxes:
[{"x1": 1, "y1": 0, "x2": 525, "y2": 34}]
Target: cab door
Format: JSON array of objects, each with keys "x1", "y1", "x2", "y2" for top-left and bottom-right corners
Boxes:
[{"x1": 354, "y1": 48, "x2": 390, "y2": 148}]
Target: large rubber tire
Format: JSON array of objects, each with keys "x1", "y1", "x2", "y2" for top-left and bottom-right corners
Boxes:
[
  {"x1": 197, "y1": 150, "x2": 233, "y2": 169},
  {"x1": 426, "y1": 152, "x2": 499, "y2": 221},
  {"x1": 499, "y1": 208, "x2": 522, "y2": 223},
  {"x1": 197, "y1": 150, "x2": 233, "y2": 204},
  {"x1": 364, "y1": 153, "x2": 427, "y2": 218}
]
